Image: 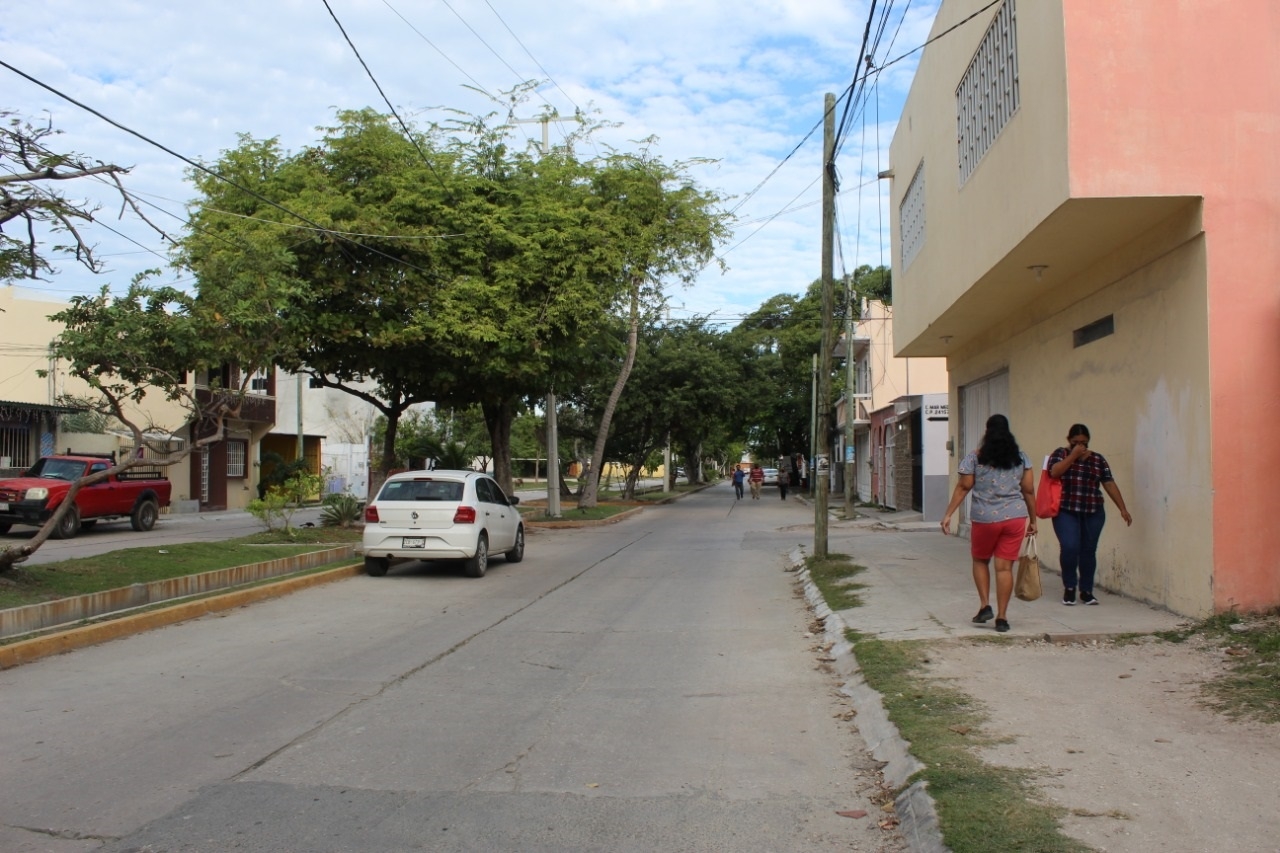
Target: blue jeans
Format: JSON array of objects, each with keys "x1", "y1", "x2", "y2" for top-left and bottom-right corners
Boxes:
[{"x1": 1052, "y1": 509, "x2": 1106, "y2": 593}]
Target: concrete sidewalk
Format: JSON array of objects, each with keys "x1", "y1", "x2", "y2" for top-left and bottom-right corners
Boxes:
[{"x1": 797, "y1": 497, "x2": 1187, "y2": 641}]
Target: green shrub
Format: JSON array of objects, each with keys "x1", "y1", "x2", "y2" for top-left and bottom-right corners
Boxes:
[{"x1": 320, "y1": 493, "x2": 363, "y2": 528}]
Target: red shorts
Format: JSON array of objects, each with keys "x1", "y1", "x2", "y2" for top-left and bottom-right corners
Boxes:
[{"x1": 970, "y1": 518, "x2": 1027, "y2": 561}]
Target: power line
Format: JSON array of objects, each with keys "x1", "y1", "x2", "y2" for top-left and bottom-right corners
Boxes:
[
  {"x1": 321, "y1": 0, "x2": 452, "y2": 196},
  {"x1": 0, "y1": 58, "x2": 442, "y2": 280}
]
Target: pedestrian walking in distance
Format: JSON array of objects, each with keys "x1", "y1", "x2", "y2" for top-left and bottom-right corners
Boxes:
[
  {"x1": 731, "y1": 466, "x2": 745, "y2": 500},
  {"x1": 940, "y1": 414, "x2": 1037, "y2": 633},
  {"x1": 748, "y1": 463, "x2": 764, "y2": 500},
  {"x1": 777, "y1": 456, "x2": 789, "y2": 500}
]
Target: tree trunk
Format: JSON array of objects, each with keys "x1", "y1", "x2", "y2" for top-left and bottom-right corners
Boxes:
[
  {"x1": 579, "y1": 283, "x2": 641, "y2": 509},
  {"x1": 483, "y1": 398, "x2": 516, "y2": 495}
]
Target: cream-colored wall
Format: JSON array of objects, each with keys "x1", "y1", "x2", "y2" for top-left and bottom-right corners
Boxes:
[
  {"x1": 856, "y1": 300, "x2": 948, "y2": 413},
  {"x1": 945, "y1": 214, "x2": 1213, "y2": 616},
  {"x1": 0, "y1": 285, "x2": 196, "y2": 501},
  {"x1": 0, "y1": 286, "x2": 81, "y2": 404},
  {"x1": 890, "y1": 0, "x2": 1070, "y2": 351}
]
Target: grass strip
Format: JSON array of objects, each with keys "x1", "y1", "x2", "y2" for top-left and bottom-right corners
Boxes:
[
  {"x1": 1155, "y1": 610, "x2": 1280, "y2": 723},
  {"x1": 519, "y1": 503, "x2": 639, "y2": 522},
  {"x1": 805, "y1": 553, "x2": 867, "y2": 610},
  {"x1": 849, "y1": 633, "x2": 1092, "y2": 853},
  {"x1": 0, "y1": 527, "x2": 362, "y2": 610}
]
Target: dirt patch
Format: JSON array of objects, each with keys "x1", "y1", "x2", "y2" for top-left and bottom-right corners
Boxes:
[{"x1": 921, "y1": 636, "x2": 1280, "y2": 852}]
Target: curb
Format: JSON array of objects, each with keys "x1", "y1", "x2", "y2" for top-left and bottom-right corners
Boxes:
[
  {"x1": 788, "y1": 549, "x2": 949, "y2": 853},
  {"x1": 0, "y1": 563, "x2": 362, "y2": 671}
]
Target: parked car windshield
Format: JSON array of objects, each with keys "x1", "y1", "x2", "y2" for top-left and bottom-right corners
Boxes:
[
  {"x1": 378, "y1": 479, "x2": 464, "y2": 502},
  {"x1": 29, "y1": 458, "x2": 86, "y2": 481}
]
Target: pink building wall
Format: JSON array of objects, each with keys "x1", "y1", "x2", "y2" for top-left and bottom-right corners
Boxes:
[{"x1": 1063, "y1": 1, "x2": 1280, "y2": 610}]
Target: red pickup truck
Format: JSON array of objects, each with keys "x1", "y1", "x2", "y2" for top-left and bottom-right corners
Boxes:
[{"x1": 0, "y1": 454, "x2": 172, "y2": 539}]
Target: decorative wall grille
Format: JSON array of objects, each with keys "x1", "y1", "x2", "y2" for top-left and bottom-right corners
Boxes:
[
  {"x1": 956, "y1": 0, "x2": 1019, "y2": 183},
  {"x1": 900, "y1": 160, "x2": 927, "y2": 269}
]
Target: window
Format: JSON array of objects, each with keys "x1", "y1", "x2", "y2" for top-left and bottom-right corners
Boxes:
[
  {"x1": 247, "y1": 369, "x2": 269, "y2": 394},
  {"x1": 900, "y1": 160, "x2": 926, "y2": 268},
  {"x1": 0, "y1": 424, "x2": 31, "y2": 469},
  {"x1": 1073, "y1": 315, "x2": 1114, "y2": 348},
  {"x1": 956, "y1": 0, "x2": 1019, "y2": 183},
  {"x1": 227, "y1": 440, "x2": 247, "y2": 478}
]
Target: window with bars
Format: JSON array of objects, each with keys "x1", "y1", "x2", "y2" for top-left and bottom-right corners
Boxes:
[
  {"x1": 956, "y1": 0, "x2": 1019, "y2": 184},
  {"x1": 900, "y1": 160, "x2": 926, "y2": 269},
  {"x1": 227, "y1": 440, "x2": 247, "y2": 478},
  {"x1": 0, "y1": 424, "x2": 31, "y2": 468}
]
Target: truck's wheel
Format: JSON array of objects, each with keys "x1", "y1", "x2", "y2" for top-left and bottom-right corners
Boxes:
[
  {"x1": 364, "y1": 556, "x2": 389, "y2": 577},
  {"x1": 51, "y1": 505, "x2": 80, "y2": 540},
  {"x1": 131, "y1": 499, "x2": 159, "y2": 532}
]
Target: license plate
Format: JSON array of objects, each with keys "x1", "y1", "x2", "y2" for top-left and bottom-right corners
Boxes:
[
  {"x1": 402, "y1": 537, "x2": 426, "y2": 549},
  {"x1": 0, "y1": 502, "x2": 7, "y2": 511}
]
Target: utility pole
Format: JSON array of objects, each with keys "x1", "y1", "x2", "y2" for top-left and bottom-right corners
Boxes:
[
  {"x1": 843, "y1": 277, "x2": 856, "y2": 515},
  {"x1": 512, "y1": 115, "x2": 561, "y2": 517},
  {"x1": 814, "y1": 92, "x2": 836, "y2": 558}
]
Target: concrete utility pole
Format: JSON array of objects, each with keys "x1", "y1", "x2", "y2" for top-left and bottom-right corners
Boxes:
[
  {"x1": 815, "y1": 92, "x2": 836, "y2": 558},
  {"x1": 512, "y1": 115, "x2": 561, "y2": 517}
]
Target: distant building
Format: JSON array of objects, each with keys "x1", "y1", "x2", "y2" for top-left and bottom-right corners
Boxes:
[{"x1": 834, "y1": 299, "x2": 948, "y2": 518}]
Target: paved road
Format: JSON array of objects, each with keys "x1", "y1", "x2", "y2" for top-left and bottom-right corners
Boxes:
[{"x1": 0, "y1": 484, "x2": 902, "y2": 852}]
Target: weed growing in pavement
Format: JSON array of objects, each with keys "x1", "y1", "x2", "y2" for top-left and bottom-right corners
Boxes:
[
  {"x1": 804, "y1": 553, "x2": 867, "y2": 610},
  {"x1": 1155, "y1": 610, "x2": 1280, "y2": 723},
  {"x1": 846, "y1": 632, "x2": 1093, "y2": 853}
]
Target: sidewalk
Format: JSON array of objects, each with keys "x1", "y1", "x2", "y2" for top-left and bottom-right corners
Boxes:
[
  {"x1": 791, "y1": 495, "x2": 1280, "y2": 853},
  {"x1": 798, "y1": 495, "x2": 1186, "y2": 640}
]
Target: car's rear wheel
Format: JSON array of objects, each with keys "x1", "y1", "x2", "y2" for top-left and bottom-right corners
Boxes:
[
  {"x1": 504, "y1": 526, "x2": 525, "y2": 563},
  {"x1": 364, "y1": 556, "x2": 389, "y2": 577},
  {"x1": 463, "y1": 533, "x2": 488, "y2": 578},
  {"x1": 51, "y1": 505, "x2": 80, "y2": 540},
  {"x1": 131, "y1": 499, "x2": 159, "y2": 532}
]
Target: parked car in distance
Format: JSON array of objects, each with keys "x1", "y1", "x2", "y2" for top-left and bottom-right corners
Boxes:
[
  {"x1": 0, "y1": 453, "x2": 172, "y2": 539},
  {"x1": 762, "y1": 468, "x2": 779, "y2": 486},
  {"x1": 362, "y1": 470, "x2": 523, "y2": 578}
]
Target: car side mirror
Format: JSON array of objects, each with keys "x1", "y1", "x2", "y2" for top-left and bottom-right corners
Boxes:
[{"x1": 508, "y1": 495, "x2": 521, "y2": 506}]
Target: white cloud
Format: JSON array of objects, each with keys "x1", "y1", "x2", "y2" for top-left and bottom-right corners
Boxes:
[{"x1": 1, "y1": 0, "x2": 940, "y2": 315}]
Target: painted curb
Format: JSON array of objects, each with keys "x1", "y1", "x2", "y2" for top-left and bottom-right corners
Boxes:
[
  {"x1": 0, "y1": 563, "x2": 362, "y2": 670},
  {"x1": 789, "y1": 552, "x2": 949, "y2": 853}
]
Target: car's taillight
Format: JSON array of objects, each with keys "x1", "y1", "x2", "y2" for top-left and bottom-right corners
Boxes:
[
  {"x1": 453, "y1": 505, "x2": 477, "y2": 524},
  {"x1": 364, "y1": 505, "x2": 380, "y2": 523}
]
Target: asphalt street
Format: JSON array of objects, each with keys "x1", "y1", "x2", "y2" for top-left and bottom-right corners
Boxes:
[{"x1": 0, "y1": 484, "x2": 904, "y2": 852}]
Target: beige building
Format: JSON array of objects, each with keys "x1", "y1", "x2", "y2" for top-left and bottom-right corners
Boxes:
[
  {"x1": 836, "y1": 299, "x2": 948, "y2": 515},
  {"x1": 0, "y1": 285, "x2": 273, "y2": 512},
  {"x1": 887, "y1": 0, "x2": 1280, "y2": 616}
]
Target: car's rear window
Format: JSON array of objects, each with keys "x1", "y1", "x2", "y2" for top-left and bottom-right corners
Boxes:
[{"x1": 378, "y1": 480, "x2": 464, "y2": 502}]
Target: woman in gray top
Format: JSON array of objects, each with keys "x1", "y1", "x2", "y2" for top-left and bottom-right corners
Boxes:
[{"x1": 940, "y1": 414, "x2": 1037, "y2": 633}]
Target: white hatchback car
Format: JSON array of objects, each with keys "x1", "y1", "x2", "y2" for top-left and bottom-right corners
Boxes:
[{"x1": 362, "y1": 470, "x2": 524, "y2": 578}]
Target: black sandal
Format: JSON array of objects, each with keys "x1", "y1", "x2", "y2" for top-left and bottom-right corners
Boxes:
[
  {"x1": 972, "y1": 605, "x2": 994, "y2": 624},
  {"x1": 995, "y1": 618, "x2": 1010, "y2": 633}
]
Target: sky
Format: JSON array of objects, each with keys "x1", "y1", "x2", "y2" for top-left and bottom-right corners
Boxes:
[{"x1": 1, "y1": 0, "x2": 943, "y2": 328}]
